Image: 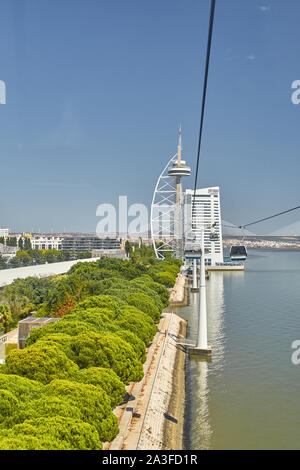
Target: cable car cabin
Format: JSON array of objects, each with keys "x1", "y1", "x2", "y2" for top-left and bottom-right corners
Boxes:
[{"x1": 230, "y1": 245, "x2": 248, "y2": 261}]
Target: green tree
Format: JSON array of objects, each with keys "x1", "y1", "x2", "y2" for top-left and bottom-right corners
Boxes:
[
  {"x1": 0, "y1": 305, "x2": 12, "y2": 333},
  {"x1": 0, "y1": 416, "x2": 102, "y2": 450},
  {"x1": 73, "y1": 295, "x2": 120, "y2": 316},
  {"x1": 126, "y1": 292, "x2": 160, "y2": 323},
  {"x1": 153, "y1": 271, "x2": 176, "y2": 288},
  {"x1": 68, "y1": 331, "x2": 144, "y2": 384},
  {"x1": 125, "y1": 240, "x2": 131, "y2": 257},
  {"x1": 43, "y1": 380, "x2": 118, "y2": 442},
  {"x1": 23, "y1": 238, "x2": 32, "y2": 251},
  {"x1": 5, "y1": 344, "x2": 79, "y2": 384},
  {"x1": 115, "y1": 330, "x2": 146, "y2": 363},
  {"x1": 0, "y1": 373, "x2": 42, "y2": 401},
  {"x1": 116, "y1": 306, "x2": 157, "y2": 344},
  {"x1": 73, "y1": 367, "x2": 126, "y2": 409},
  {"x1": 0, "y1": 390, "x2": 20, "y2": 425},
  {"x1": 0, "y1": 255, "x2": 6, "y2": 270}
]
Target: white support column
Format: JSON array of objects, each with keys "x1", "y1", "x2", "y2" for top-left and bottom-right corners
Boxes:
[
  {"x1": 192, "y1": 258, "x2": 198, "y2": 290},
  {"x1": 189, "y1": 229, "x2": 212, "y2": 357},
  {"x1": 197, "y1": 231, "x2": 208, "y2": 348}
]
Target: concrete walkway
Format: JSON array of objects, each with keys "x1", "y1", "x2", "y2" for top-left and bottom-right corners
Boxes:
[
  {"x1": 104, "y1": 311, "x2": 186, "y2": 450},
  {"x1": 169, "y1": 273, "x2": 187, "y2": 305}
]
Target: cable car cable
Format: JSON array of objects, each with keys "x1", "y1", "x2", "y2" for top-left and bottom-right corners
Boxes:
[
  {"x1": 221, "y1": 204, "x2": 300, "y2": 231},
  {"x1": 192, "y1": 0, "x2": 216, "y2": 222}
]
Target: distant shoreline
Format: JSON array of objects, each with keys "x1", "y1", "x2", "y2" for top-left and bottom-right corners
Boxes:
[{"x1": 223, "y1": 245, "x2": 300, "y2": 252}]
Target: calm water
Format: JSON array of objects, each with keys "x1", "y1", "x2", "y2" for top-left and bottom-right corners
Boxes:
[{"x1": 174, "y1": 250, "x2": 300, "y2": 450}]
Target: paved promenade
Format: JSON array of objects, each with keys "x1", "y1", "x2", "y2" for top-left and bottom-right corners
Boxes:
[{"x1": 105, "y1": 309, "x2": 186, "y2": 450}]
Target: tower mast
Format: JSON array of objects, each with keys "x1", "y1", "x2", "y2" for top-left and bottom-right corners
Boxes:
[{"x1": 168, "y1": 126, "x2": 191, "y2": 259}]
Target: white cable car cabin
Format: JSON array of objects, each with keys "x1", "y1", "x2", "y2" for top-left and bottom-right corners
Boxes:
[{"x1": 230, "y1": 245, "x2": 248, "y2": 261}]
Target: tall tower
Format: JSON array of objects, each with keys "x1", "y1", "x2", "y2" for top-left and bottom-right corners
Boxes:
[
  {"x1": 167, "y1": 127, "x2": 191, "y2": 258},
  {"x1": 184, "y1": 187, "x2": 223, "y2": 266}
]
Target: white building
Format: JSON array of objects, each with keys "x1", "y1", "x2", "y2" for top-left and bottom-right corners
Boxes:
[
  {"x1": 0, "y1": 228, "x2": 9, "y2": 238},
  {"x1": 31, "y1": 235, "x2": 63, "y2": 251},
  {"x1": 184, "y1": 187, "x2": 223, "y2": 266}
]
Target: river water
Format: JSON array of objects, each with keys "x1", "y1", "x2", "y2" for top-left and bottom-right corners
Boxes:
[{"x1": 173, "y1": 249, "x2": 300, "y2": 450}]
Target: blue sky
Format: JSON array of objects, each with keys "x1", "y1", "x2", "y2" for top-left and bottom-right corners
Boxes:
[{"x1": 0, "y1": 0, "x2": 299, "y2": 234}]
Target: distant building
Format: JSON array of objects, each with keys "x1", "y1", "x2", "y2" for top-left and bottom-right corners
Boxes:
[
  {"x1": 61, "y1": 236, "x2": 121, "y2": 253},
  {"x1": 91, "y1": 248, "x2": 125, "y2": 259},
  {"x1": 31, "y1": 235, "x2": 63, "y2": 251},
  {"x1": 0, "y1": 228, "x2": 9, "y2": 238},
  {"x1": 184, "y1": 187, "x2": 223, "y2": 266},
  {"x1": 18, "y1": 317, "x2": 60, "y2": 349},
  {"x1": 0, "y1": 243, "x2": 17, "y2": 259}
]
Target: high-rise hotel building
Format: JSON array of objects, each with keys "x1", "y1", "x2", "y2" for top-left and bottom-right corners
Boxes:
[{"x1": 184, "y1": 187, "x2": 223, "y2": 266}]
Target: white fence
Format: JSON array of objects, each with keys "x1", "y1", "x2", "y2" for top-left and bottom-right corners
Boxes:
[{"x1": 0, "y1": 258, "x2": 100, "y2": 288}]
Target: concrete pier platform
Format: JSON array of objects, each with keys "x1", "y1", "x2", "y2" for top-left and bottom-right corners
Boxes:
[{"x1": 207, "y1": 265, "x2": 244, "y2": 271}]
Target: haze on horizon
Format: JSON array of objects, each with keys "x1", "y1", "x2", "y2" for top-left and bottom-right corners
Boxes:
[{"x1": 0, "y1": 0, "x2": 300, "y2": 236}]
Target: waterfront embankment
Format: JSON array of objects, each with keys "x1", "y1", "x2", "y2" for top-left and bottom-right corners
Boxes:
[
  {"x1": 105, "y1": 274, "x2": 187, "y2": 450},
  {"x1": 169, "y1": 272, "x2": 188, "y2": 306}
]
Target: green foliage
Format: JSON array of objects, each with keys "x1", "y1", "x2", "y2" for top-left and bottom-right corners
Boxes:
[
  {"x1": 3, "y1": 277, "x2": 53, "y2": 307},
  {"x1": 0, "y1": 373, "x2": 42, "y2": 401},
  {"x1": 115, "y1": 307, "x2": 157, "y2": 345},
  {"x1": 0, "y1": 416, "x2": 102, "y2": 450},
  {"x1": 152, "y1": 271, "x2": 176, "y2": 288},
  {"x1": 0, "y1": 390, "x2": 20, "y2": 423},
  {"x1": 125, "y1": 240, "x2": 131, "y2": 256},
  {"x1": 5, "y1": 344, "x2": 79, "y2": 384},
  {"x1": 126, "y1": 292, "x2": 160, "y2": 323},
  {"x1": 25, "y1": 319, "x2": 96, "y2": 346},
  {"x1": 0, "y1": 246, "x2": 182, "y2": 449},
  {"x1": 34, "y1": 334, "x2": 75, "y2": 361},
  {"x1": 115, "y1": 330, "x2": 146, "y2": 363},
  {"x1": 1, "y1": 396, "x2": 83, "y2": 430},
  {"x1": 0, "y1": 305, "x2": 12, "y2": 333},
  {"x1": 67, "y1": 308, "x2": 117, "y2": 333},
  {"x1": 23, "y1": 238, "x2": 32, "y2": 251},
  {"x1": 73, "y1": 367, "x2": 126, "y2": 409},
  {"x1": 69, "y1": 332, "x2": 144, "y2": 384},
  {"x1": 43, "y1": 380, "x2": 118, "y2": 442},
  {"x1": 6, "y1": 237, "x2": 17, "y2": 247},
  {"x1": 73, "y1": 295, "x2": 120, "y2": 316}
]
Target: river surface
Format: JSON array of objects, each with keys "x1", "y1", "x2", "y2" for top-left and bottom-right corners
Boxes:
[{"x1": 173, "y1": 249, "x2": 300, "y2": 450}]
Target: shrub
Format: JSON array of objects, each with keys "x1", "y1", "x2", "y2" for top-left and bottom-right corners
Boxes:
[
  {"x1": 5, "y1": 344, "x2": 79, "y2": 384},
  {"x1": 126, "y1": 293, "x2": 160, "y2": 323},
  {"x1": 114, "y1": 330, "x2": 146, "y2": 363},
  {"x1": 70, "y1": 332, "x2": 144, "y2": 384},
  {"x1": 67, "y1": 308, "x2": 117, "y2": 332},
  {"x1": 0, "y1": 390, "x2": 20, "y2": 424},
  {"x1": 0, "y1": 374, "x2": 42, "y2": 401},
  {"x1": 43, "y1": 380, "x2": 118, "y2": 442},
  {"x1": 73, "y1": 295, "x2": 120, "y2": 316},
  {"x1": 153, "y1": 271, "x2": 176, "y2": 288},
  {"x1": 34, "y1": 334, "x2": 75, "y2": 361},
  {"x1": 0, "y1": 416, "x2": 102, "y2": 450},
  {"x1": 73, "y1": 367, "x2": 126, "y2": 408},
  {"x1": 1, "y1": 396, "x2": 83, "y2": 429}
]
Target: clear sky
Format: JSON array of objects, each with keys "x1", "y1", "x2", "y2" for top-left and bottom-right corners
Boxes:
[{"x1": 0, "y1": 0, "x2": 299, "y2": 235}]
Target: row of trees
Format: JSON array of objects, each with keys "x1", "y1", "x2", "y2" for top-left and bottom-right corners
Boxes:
[
  {"x1": 0, "y1": 251, "x2": 182, "y2": 449},
  {"x1": 0, "y1": 237, "x2": 18, "y2": 247},
  {"x1": 0, "y1": 249, "x2": 92, "y2": 270}
]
